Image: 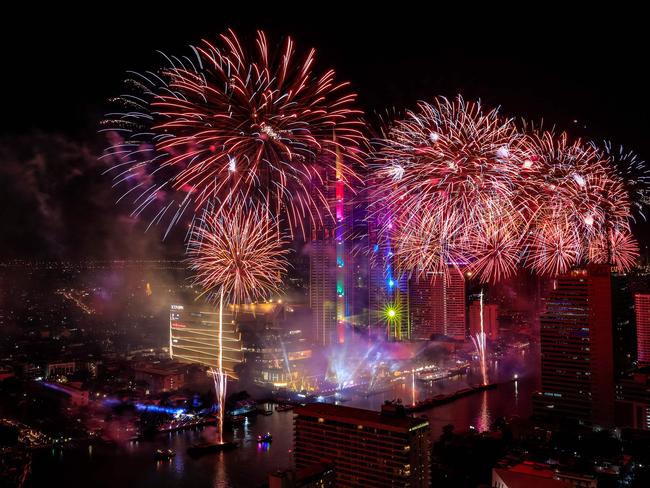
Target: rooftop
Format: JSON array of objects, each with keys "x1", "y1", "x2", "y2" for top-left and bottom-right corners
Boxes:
[{"x1": 294, "y1": 403, "x2": 429, "y2": 433}]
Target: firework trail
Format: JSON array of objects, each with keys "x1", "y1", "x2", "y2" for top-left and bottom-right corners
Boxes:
[
  {"x1": 471, "y1": 290, "x2": 488, "y2": 386},
  {"x1": 187, "y1": 203, "x2": 289, "y2": 443},
  {"x1": 103, "y1": 29, "x2": 365, "y2": 238}
]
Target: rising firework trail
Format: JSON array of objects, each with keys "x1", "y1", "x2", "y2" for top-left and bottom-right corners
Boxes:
[
  {"x1": 103, "y1": 29, "x2": 365, "y2": 238},
  {"x1": 470, "y1": 289, "x2": 488, "y2": 386},
  {"x1": 187, "y1": 204, "x2": 289, "y2": 443}
]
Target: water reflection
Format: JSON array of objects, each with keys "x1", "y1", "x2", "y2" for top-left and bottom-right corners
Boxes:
[
  {"x1": 32, "y1": 356, "x2": 539, "y2": 488},
  {"x1": 475, "y1": 391, "x2": 490, "y2": 432}
]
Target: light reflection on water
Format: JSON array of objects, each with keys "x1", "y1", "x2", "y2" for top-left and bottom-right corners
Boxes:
[{"x1": 32, "y1": 351, "x2": 538, "y2": 487}]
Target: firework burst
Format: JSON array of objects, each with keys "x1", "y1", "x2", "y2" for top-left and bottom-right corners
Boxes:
[
  {"x1": 187, "y1": 203, "x2": 289, "y2": 444},
  {"x1": 589, "y1": 229, "x2": 639, "y2": 271},
  {"x1": 370, "y1": 99, "x2": 641, "y2": 281},
  {"x1": 187, "y1": 204, "x2": 289, "y2": 305},
  {"x1": 595, "y1": 141, "x2": 650, "y2": 223},
  {"x1": 103, "y1": 29, "x2": 365, "y2": 237},
  {"x1": 371, "y1": 96, "x2": 534, "y2": 282},
  {"x1": 526, "y1": 132, "x2": 636, "y2": 273}
]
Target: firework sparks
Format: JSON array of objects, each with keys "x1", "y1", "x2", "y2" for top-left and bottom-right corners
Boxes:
[
  {"x1": 471, "y1": 290, "x2": 489, "y2": 386},
  {"x1": 371, "y1": 97, "x2": 642, "y2": 281},
  {"x1": 187, "y1": 203, "x2": 289, "y2": 443},
  {"x1": 595, "y1": 142, "x2": 650, "y2": 223},
  {"x1": 103, "y1": 29, "x2": 365, "y2": 237},
  {"x1": 187, "y1": 204, "x2": 289, "y2": 305}
]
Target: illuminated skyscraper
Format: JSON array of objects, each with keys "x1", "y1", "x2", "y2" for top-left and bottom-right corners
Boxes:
[
  {"x1": 309, "y1": 142, "x2": 364, "y2": 345},
  {"x1": 169, "y1": 304, "x2": 243, "y2": 378},
  {"x1": 366, "y1": 215, "x2": 410, "y2": 341},
  {"x1": 533, "y1": 265, "x2": 614, "y2": 426},
  {"x1": 409, "y1": 268, "x2": 465, "y2": 340},
  {"x1": 635, "y1": 293, "x2": 650, "y2": 367},
  {"x1": 445, "y1": 268, "x2": 466, "y2": 340},
  {"x1": 409, "y1": 273, "x2": 442, "y2": 340}
]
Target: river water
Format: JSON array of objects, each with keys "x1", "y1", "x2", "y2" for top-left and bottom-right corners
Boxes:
[{"x1": 31, "y1": 349, "x2": 537, "y2": 488}]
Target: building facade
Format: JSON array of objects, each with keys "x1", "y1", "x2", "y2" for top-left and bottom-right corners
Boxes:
[
  {"x1": 615, "y1": 370, "x2": 650, "y2": 430},
  {"x1": 533, "y1": 265, "x2": 614, "y2": 426},
  {"x1": 294, "y1": 403, "x2": 430, "y2": 487},
  {"x1": 469, "y1": 301, "x2": 499, "y2": 340},
  {"x1": 409, "y1": 268, "x2": 466, "y2": 340},
  {"x1": 635, "y1": 293, "x2": 650, "y2": 367},
  {"x1": 169, "y1": 303, "x2": 243, "y2": 378}
]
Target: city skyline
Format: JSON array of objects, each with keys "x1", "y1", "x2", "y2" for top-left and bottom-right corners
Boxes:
[{"x1": 3, "y1": 8, "x2": 650, "y2": 488}]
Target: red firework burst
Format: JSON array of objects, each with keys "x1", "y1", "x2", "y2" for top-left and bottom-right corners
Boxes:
[
  {"x1": 589, "y1": 229, "x2": 639, "y2": 272},
  {"x1": 104, "y1": 29, "x2": 365, "y2": 237},
  {"x1": 371, "y1": 96, "x2": 533, "y2": 282}
]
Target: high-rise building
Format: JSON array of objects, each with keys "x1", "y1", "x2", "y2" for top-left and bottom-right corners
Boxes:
[
  {"x1": 446, "y1": 268, "x2": 466, "y2": 339},
  {"x1": 309, "y1": 147, "x2": 354, "y2": 346},
  {"x1": 310, "y1": 238, "x2": 337, "y2": 346},
  {"x1": 612, "y1": 273, "x2": 636, "y2": 376},
  {"x1": 293, "y1": 403, "x2": 430, "y2": 487},
  {"x1": 533, "y1": 265, "x2": 614, "y2": 426},
  {"x1": 409, "y1": 273, "x2": 443, "y2": 340},
  {"x1": 615, "y1": 370, "x2": 650, "y2": 430},
  {"x1": 368, "y1": 222, "x2": 410, "y2": 341},
  {"x1": 409, "y1": 268, "x2": 465, "y2": 340},
  {"x1": 238, "y1": 303, "x2": 313, "y2": 389},
  {"x1": 469, "y1": 301, "x2": 499, "y2": 340},
  {"x1": 635, "y1": 293, "x2": 650, "y2": 367},
  {"x1": 169, "y1": 303, "x2": 243, "y2": 378}
]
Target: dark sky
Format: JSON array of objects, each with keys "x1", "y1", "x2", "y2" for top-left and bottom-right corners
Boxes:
[{"x1": 0, "y1": 6, "x2": 648, "y2": 258}]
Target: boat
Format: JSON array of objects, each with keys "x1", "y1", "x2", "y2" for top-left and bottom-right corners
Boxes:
[
  {"x1": 187, "y1": 441, "x2": 237, "y2": 455},
  {"x1": 262, "y1": 410, "x2": 273, "y2": 416},
  {"x1": 257, "y1": 433, "x2": 273, "y2": 442},
  {"x1": 154, "y1": 449, "x2": 176, "y2": 460}
]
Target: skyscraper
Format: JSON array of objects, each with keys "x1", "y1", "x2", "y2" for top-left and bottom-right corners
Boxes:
[
  {"x1": 635, "y1": 293, "x2": 650, "y2": 367},
  {"x1": 368, "y1": 221, "x2": 410, "y2": 341},
  {"x1": 446, "y1": 267, "x2": 467, "y2": 340},
  {"x1": 409, "y1": 272, "x2": 443, "y2": 340},
  {"x1": 611, "y1": 273, "x2": 637, "y2": 376},
  {"x1": 409, "y1": 268, "x2": 466, "y2": 340},
  {"x1": 309, "y1": 146, "x2": 352, "y2": 346},
  {"x1": 309, "y1": 237, "x2": 337, "y2": 347},
  {"x1": 169, "y1": 303, "x2": 243, "y2": 378},
  {"x1": 469, "y1": 301, "x2": 499, "y2": 340},
  {"x1": 533, "y1": 265, "x2": 614, "y2": 426},
  {"x1": 294, "y1": 403, "x2": 430, "y2": 487}
]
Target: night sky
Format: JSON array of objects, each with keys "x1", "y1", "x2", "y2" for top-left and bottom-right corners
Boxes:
[{"x1": 1, "y1": 6, "x2": 648, "y2": 258}]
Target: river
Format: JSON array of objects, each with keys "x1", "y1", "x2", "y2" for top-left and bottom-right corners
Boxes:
[{"x1": 31, "y1": 348, "x2": 538, "y2": 487}]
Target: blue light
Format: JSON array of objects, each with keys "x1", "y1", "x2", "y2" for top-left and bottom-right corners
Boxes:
[
  {"x1": 388, "y1": 280, "x2": 394, "y2": 287},
  {"x1": 135, "y1": 403, "x2": 186, "y2": 416},
  {"x1": 373, "y1": 244, "x2": 379, "y2": 252}
]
